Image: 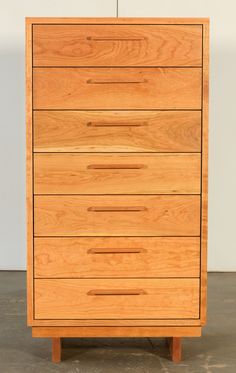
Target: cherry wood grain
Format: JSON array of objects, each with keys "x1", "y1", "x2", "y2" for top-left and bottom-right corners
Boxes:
[
  {"x1": 33, "y1": 25, "x2": 202, "y2": 67},
  {"x1": 34, "y1": 110, "x2": 201, "y2": 153},
  {"x1": 33, "y1": 67, "x2": 202, "y2": 110},
  {"x1": 27, "y1": 17, "x2": 209, "y2": 25},
  {"x1": 35, "y1": 278, "x2": 199, "y2": 320},
  {"x1": 34, "y1": 153, "x2": 201, "y2": 195},
  {"x1": 201, "y1": 22, "x2": 209, "y2": 326},
  {"x1": 52, "y1": 338, "x2": 61, "y2": 363},
  {"x1": 167, "y1": 337, "x2": 182, "y2": 362},
  {"x1": 26, "y1": 20, "x2": 33, "y2": 326},
  {"x1": 34, "y1": 195, "x2": 200, "y2": 237},
  {"x1": 30, "y1": 318, "x2": 201, "y2": 327},
  {"x1": 26, "y1": 18, "x2": 209, "y2": 346},
  {"x1": 32, "y1": 326, "x2": 202, "y2": 338},
  {"x1": 34, "y1": 237, "x2": 200, "y2": 278}
]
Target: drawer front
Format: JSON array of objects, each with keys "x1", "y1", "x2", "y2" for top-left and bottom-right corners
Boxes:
[
  {"x1": 34, "y1": 153, "x2": 201, "y2": 195},
  {"x1": 34, "y1": 195, "x2": 200, "y2": 236},
  {"x1": 35, "y1": 278, "x2": 200, "y2": 319},
  {"x1": 34, "y1": 111, "x2": 201, "y2": 153},
  {"x1": 34, "y1": 237, "x2": 200, "y2": 278},
  {"x1": 33, "y1": 25, "x2": 202, "y2": 67},
  {"x1": 33, "y1": 68, "x2": 201, "y2": 110}
]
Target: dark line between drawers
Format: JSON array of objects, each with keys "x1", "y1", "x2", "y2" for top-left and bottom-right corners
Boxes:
[
  {"x1": 34, "y1": 235, "x2": 201, "y2": 238},
  {"x1": 32, "y1": 23, "x2": 205, "y2": 26},
  {"x1": 34, "y1": 277, "x2": 200, "y2": 280},
  {"x1": 33, "y1": 151, "x2": 201, "y2": 154},
  {"x1": 33, "y1": 108, "x2": 202, "y2": 112},
  {"x1": 33, "y1": 318, "x2": 201, "y2": 321},
  {"x1": 33, "y1": 65, "x2": 202, "y2": 68}
]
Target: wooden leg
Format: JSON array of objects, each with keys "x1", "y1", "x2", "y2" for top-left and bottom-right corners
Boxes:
[
  {"x1": 52, "y1": 337, "x2": 61, "y2": 363},
  {"x1": 167, "y1": 337, "x2": 182, "y2": 362}
]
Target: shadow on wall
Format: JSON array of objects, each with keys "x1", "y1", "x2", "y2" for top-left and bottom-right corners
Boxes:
[{"x1": 0, "y1": 49, "x2": 26, "y2": 269}]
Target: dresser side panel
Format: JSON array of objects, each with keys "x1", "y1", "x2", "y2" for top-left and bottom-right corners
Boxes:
[
  {"x1": 26, "y1": 20, "x2": 34, "y2": 325},
  {"x1": 200, "y1": 22, "x2": 209, "y2": 325}
]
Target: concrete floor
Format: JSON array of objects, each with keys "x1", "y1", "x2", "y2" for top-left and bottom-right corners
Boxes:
[{"x1": 0, "y1": 272, "x2": 235, "y2": 372}]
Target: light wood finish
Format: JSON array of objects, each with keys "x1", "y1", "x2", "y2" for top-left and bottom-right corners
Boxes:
[
  {"x1": 34, "y1": 195, "x2": 200, "y2": 237},
  {"x1": 32, "y1": 326, "x2": 201, "y2": 338},
  {"x1": 27, "y1": 17, "x2": 209, "y2": 25},
  {"x1": 34, "y1": 237, "x2": 200, "y2": 278},
  {"x1": 35, "y1": 278, "x2": 199, "y2": 320},
  {"x1": 33, "y1": 25, "x2": 202, "y2": 67},
  {"x1": 26, "y1": 21, "x2": 33, "y2": 326},
  {"x1": 201, "y1": 22, "x2": 209, "y2": 326},
  {"x1": 52, "y1": 338, "x2": 61, "y2": 363},
  {"x1": 31, "y1": 318, "x2": 201, "y2": 327},
  {"x1": 167, "y1": 337, "x2": 182, "y2": 362},
  {"x1": 32, "y1": 317, "x2": 201, "y2": 327},
  {"x1": 34, "y1": 153, "x2": 201, "y2": 195},
  {"x1": 33, "y1": 68, "x2": 201, "y2": 110},
  {"x1": 26, "y1": 18, "x2": 209, "y2": 361},
  {"x1": 34, "y1": 111, "x2": 201, "y2": 153}
]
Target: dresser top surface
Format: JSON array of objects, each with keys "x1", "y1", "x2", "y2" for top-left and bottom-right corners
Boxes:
[{"x1": 25, "y1": 17, "x2": 210, "y2": 25}]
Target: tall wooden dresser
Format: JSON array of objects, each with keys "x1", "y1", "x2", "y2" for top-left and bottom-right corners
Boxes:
[{"x1": 26, "y1": 17, "x2": 209, "y2": 363}]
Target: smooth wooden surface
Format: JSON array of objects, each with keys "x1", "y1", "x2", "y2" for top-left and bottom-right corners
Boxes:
[
  {"x1": 34, "y1": 237, "x2": 200, "y2": 278},
  {"x1": 34, "y1": 110, "x2": 201, "y2": 153},
  {"x1": 33, "y1": 67, "x2": 202, "y2": 110},
  {"x1": 26, "y1": 21, "x2": 33, "y2": 326},
  {"x1": 34, "y1": 153, "x2": 201, "y2": 195},
  {"x1": 52, "y1": 338, "x2": 61, "y2": 363},
  {"x1": 33, "y1": 25, "x2": 202, "y2": 67},
  {"x1": 168, "y1": 337, "x2": 182, "y2": 362},
  {"x1": 200, "y1": 22, "x2": 209, "y2": 326},
  {"x1": 35, "y1": 278, "x2": 199, "y2": 320},
  {"x1": 34, "y1": 195, "x2": 200, "y2": 236},
  {"x1": 27, "y1": 17, "x2": 209, "y2": 25},
  {"x1": 31, "y1": 318, "x2": 201, "y2": 327},
  {"x1": 32, "y1": 326, "x2": 202, "y2": 338},
  {"x1": 26, "y1": 18, "x2": 209, "y2": 339}
]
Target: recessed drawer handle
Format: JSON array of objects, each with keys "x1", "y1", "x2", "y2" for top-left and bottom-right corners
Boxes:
[
  {"x1": 87, "y1": 79, "x2": 147, "y2": 84},
  {"x1": 87, "y1": 36, "x2": 145, "y2": 42},
  {"x1": 87, "y1": 121, "x2": 148, "y2": 127},
  {"x1": 87, "y1": 289, "x2": 146, "y2": 296},
  {"x1": 87, "y1": 164, "x2": 146, "y2": 170},
  {"x1": 87, "y1": 248, "x2": 146, "y2": 254},
  {"x1": 87, "y1": 206, "x2": 147, "y2": 212}
]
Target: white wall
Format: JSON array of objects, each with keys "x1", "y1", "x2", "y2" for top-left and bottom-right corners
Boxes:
[{"x1": 0, "y1": 0, "x2": 236, "y2": 270}]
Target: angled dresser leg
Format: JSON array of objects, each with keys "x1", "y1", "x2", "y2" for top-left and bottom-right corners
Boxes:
[
  {"x1": 52, "y1": 337, "x2": 61, "y2": 363},
  {"x1": 167, "y1": 337, "x2": 182, "y2": 362}
]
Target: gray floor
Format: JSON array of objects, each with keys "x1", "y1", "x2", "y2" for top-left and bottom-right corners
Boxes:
[{"x1": 0, "y1": 272, "x2": 235, "y2": 372}]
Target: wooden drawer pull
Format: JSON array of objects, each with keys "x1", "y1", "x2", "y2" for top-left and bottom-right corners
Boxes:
[
  {"x1": 87, "y1": 289, "x2": 146, "y2": 296},
  {"x1": 87, "y1": 206, "x2": 147, "y2": 212},
  {"x1": 87, "y1": 121, "x2": 148, "y2": 127},
  {"x1": 87, "y1": 164, "x2": 146, "y2": 170},
  {"x1": 87, "y1": 79, "x2": 146, "y2": 85},
  {"x1": 87, "y1": 36, "x2": 145, "y2": 42},
  {"x1": 87, "y1": 248, "x2": 146, "y2": 254}
]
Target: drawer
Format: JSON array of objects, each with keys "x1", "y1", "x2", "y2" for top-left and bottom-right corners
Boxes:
[
  {"x1": 34, "y1": 195, "x2": 200, "y2": 236},
  {"x1": 33, "y1": 68, "x2": 201, "y2": 110},
  {"x1": 33, "y1": 25, "x2": 202, "y2": 67},
  {"x1": 34, "y1": 278, "x2": 200, "y2": 319},
  {"x1": 34, "y1": 111, "x2": 201, "y2": 153},
  {"x1": 34, "y1": 153, "x2": 201, "y2": 195},
  {"x1": 34, "y1": 237, "x2": 200, "y2": 278}
]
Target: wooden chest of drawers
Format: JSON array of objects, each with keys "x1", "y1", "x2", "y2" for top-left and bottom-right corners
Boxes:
[{"x1": 26, "y1": 17, "x2": 209, "y2": 363}]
